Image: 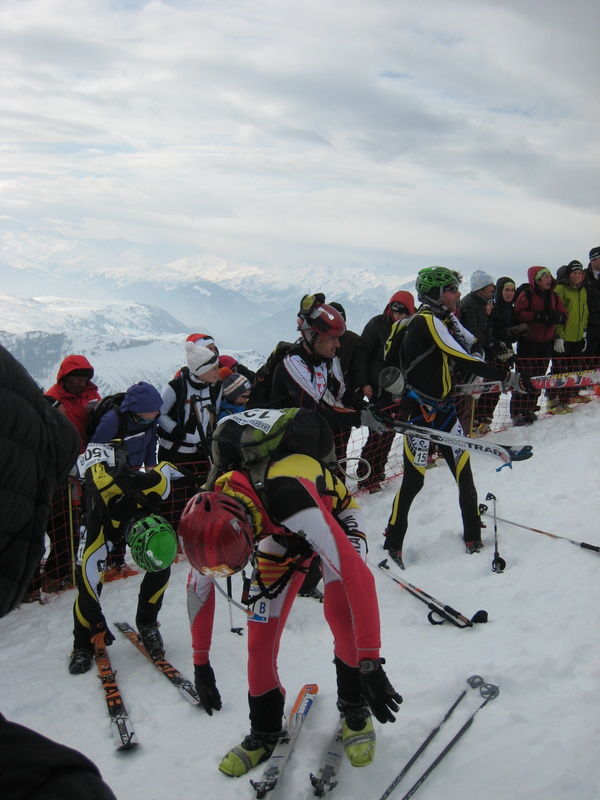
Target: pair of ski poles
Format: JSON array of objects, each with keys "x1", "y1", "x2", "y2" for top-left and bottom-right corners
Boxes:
[{"x1": 376, "y1": 675, "x2": 500, "y2": 800}]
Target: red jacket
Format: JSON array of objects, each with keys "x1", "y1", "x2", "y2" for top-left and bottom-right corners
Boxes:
[
  {"x1": 514, "y1": 267, "x2": 568, "y2": 343},
  {"x1": 45, "y1": 355, "x2": 101, "y2": 452}
]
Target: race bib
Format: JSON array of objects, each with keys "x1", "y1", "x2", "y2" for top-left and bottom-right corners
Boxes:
[{"x1": 77, "y1": 443, "x2": 116, "y2": 478}]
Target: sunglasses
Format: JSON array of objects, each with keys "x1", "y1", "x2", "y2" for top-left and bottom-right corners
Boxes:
[{"x1": 444, "y1": 285, "x2": 460, "y2": 294}]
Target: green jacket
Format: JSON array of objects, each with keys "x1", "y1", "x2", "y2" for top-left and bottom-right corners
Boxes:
[{"x1": 554, "y1": 282, "x2": 588, "y2": 343}]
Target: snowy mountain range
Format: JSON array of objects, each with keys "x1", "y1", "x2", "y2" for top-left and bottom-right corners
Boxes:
[{"x1": 0, "y1": 218, "x2": 417, "y2": 390}]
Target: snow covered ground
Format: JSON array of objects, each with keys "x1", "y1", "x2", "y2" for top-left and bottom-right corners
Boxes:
[{"x1": 1, "y1": 402, "x2": 599, "y2": 800}]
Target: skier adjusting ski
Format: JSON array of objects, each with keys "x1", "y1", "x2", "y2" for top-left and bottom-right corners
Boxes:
[{"x1": 177, "y1": 414, "x2": 402, "y2": 780}]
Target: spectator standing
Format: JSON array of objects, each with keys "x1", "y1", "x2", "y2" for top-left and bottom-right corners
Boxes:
[
  {"x1": 512, "y1": 267, "x2": 568, "y2": 425},
  {"x1": 548, "y1": 260, "x2": 589, "y2": 412},
  {"x1": 217, "y1": 372, "x2": 252, "y2": 419},
  {"x1": 354, "y1": 291, "x2": 415, "y2": 493},
  {"x1": 582, "y1": 246, "x2": 600, "y2": 369},
  {"x1": 460, "y1": 271, "x2": 515, "y2": 432},
  {"x1": 219, "y1": 354, "x2": 257, "y2": 383},
  {"x1": 45, "y1": 355, "x2": 101, "y2": 451},
  {"x1": 471, "y1": 277, "x2": 528, "y2": 429},
  {"x1": 158, "y1": 341, "x2": 222, "y2": 529},
  {"x1": 32, "y1": 355, "x2": 101, "y2": 598}
]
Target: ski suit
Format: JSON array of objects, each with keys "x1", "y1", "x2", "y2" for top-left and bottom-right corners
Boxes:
[
  {"x1": 72, "y1": 458, "x2": 181, "y2": 651},
  {"x1": 187, "y1": 452, "x2": 381, "y2": 733},
  {"x1": 385, "y1": 306, "x2": 511, "y2": 552}
]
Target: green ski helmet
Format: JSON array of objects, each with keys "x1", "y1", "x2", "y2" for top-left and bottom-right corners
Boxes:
[
  {"x1": 415, "y1": 266, "x2": 461, "y2": 304},
  {"x1": 126, "y1": 514, "x2": 177, "y2": 572}
]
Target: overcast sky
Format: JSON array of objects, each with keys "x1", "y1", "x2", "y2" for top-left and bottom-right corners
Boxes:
[{"x1": 1, "y1": 0, "x2": 599, "y2": 283}]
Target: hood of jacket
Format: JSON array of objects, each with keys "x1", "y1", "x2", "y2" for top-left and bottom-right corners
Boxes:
[
  {"x1": 121, "y1": 381, "x2": 162, "y2": 414},
  {"x1": 56, "y1": 354, "x2": 95, "y2": 382},
  {"x1": 527, "y1": 266, "x2": 556, "y2": 293}
]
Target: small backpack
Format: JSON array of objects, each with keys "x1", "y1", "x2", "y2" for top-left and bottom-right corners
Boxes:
[
  {"x1": 513, "y1": 282, "x2": 531, "y2": 307},
  {"x1": 204, "y1": 407, "x2": 337, "y2": 491},
  {"x1": 86, "y1": 392, "x2": 128, "y2": 442},
  {"x1": 382, "y1": 315, "x2": 434, "y2": 395},
  {"x1": 246, "y1": 342, "x2": 313, "y2": 409}
]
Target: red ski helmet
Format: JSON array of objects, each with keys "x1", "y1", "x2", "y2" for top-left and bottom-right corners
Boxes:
[
  {"x1": 178, "y1": 492, "x2": 254, "y2": 577},
  {"x1": 297, "y1": 294, "x2": 346, "y2": 344}
]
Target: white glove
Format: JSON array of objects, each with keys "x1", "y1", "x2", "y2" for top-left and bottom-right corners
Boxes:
[
  {"x1": 581, "y1": 333, "x2": 587, "y2": 354},
  {"x1": 553, "y1": 338, "x2": 565, "y2": 354},
  {"x1": 360, "y1": 406, "x2": 391, "y2": 434}
]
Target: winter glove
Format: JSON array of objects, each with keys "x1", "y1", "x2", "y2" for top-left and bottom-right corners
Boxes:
[
  {"x1": 554, "y1": 338, "x2": 565, "y2": 354},
  {"x1": 533, "y1": 311, "x2": 550, "y2": 324},
  {"x1": 506, "y1": 322, "x2": 528, "y2": 339},
  {"x1": 91, "y1": 620, "x2": 115, "y2": 649},
  {"x1": 581, "y1": 333, "x2": 587, "y2": 354},
  {"x1": 169, "y1": 423, "x2": 186, "y2": 444},
  {"x1": 504, "y1": 372, "x2": 535, "y2": 394},
  {"x1": 360, "y1": 405, "x2": 392, "y2": 434},
  {"x1": 549, "y1": 310, "x2": 567, "y2": 326},
  {"x1": 194, "y1": 662, "x2": 222, "y2": 716},
  {"x1": 359, "y1": 658, "x2": 403, "y2": 723},
  {"x1": 491, "y1": 342, "x2": 514, "y2": 363}
]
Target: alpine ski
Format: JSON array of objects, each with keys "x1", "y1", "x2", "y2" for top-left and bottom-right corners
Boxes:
[
  {"x1": 306, "y1": 718, "x2": 345, "y2": 798},
  {"x1": 250, "y1": 683, "x2": 319, "y2": 798},
  {"x1": 389, "y1": 418, "x2": 532, "y2": 468},
  {"x1": 114, "y1": 621, "x2": 201, "y2": 705},
  {"x1": 455, "y1": 368, "x2": 600, "y2": 395},
  {"x1": 92, "y1": 632, "x2": 138, "y2": 751}
]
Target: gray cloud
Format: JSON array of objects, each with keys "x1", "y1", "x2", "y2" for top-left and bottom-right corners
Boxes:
[{"x1": 0, "y1": 0, "x2": 597, "y2": 282}]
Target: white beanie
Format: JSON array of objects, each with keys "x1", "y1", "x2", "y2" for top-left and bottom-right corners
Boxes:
[
  {"x1": 470, "y1": 270, "x2": 495, "y2": 292},
  {"x1": 185, "y1": 341, "x2": 219, "y2": 377}
]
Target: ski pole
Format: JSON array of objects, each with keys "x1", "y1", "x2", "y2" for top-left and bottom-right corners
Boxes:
[
  {"x1": 376, "y1": 675, "x2": 485, "y2": 800},
  {"x1": 376, "y1": 560, "x2": 488, "y2": 627},
  {"x1": 399, "y1": 680, "x2": 500, "y2": 800},
  {"x1": 478, "y1": 506, "x2": 600, "y2": 554},
  {"x1": 485, "y1": 492, "x2": 506, "y2": 573}
]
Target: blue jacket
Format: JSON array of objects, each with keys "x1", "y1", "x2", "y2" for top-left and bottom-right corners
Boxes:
[{"x1": 94, "y1": 382, "x2": 161, "y2": 468}]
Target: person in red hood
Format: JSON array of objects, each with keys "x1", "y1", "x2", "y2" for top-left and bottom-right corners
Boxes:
[
  {"x1": 45, "y1": 355, "x2": 101, "y2": 452},
  {"x1": 354, "y1": 291, "x2": 416, "y2": 492},
  {"x1": 512, "y1": 266, "x2": 568, "y2": 425},
  {"x1": 34, "y1": 356, "x2": 102, "y2": 597}
]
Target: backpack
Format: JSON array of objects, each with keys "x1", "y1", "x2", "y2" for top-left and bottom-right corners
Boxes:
[
  {"x1": 246, "y1": 341, "x2": 313, "y2": 409},
  {"x1": 86, "y1": 392, "x2": 128, "y2": 442},
  {"x1": 513, "y1": 283, "x2": 531, "y2": 306},
  {"x1": 204, "y1": 407, "x2": 337, "y2": 491},
  {"x1": 381, "y1": 315, "x2": 434, "y2": 395}
]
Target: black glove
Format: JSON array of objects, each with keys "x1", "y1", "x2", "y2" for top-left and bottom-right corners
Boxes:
[
  {"x1": 92, "y1": 620, "x2": 115, "y2": 648},
  {"x1": 504, "y1": 372, "x2": 535, "y2": 394},
  {"x1": 194, "y1": 662, "x2": 222, "y2": 716},
  {"x1": 360, "y1": 405, "x2": 393, "y2": 434},
  {"x1": 533, "y1": 311, "x2": 550, "y2": 324},
  {"x1": 549, "y1": 311, "x2": 567, "y2": 326},
  {"x1": 359, "y1": 658, "x2": 402, "y2": 723},
  {"x1": 491, "y1": 342, "x2": 514, "y2": 363},
  {"x1": 169, "y1": 423, "x2": 186, "y2": 444},
  {"x1": 506, "y1": 323, "x2": 528, "y2": 339}
]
